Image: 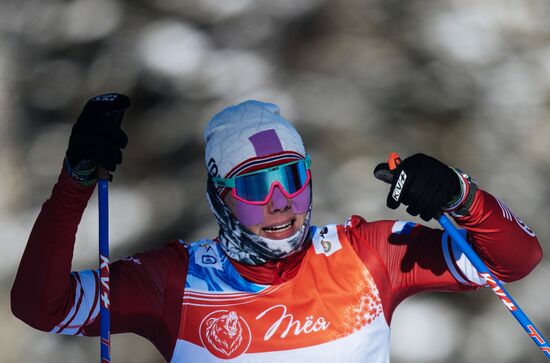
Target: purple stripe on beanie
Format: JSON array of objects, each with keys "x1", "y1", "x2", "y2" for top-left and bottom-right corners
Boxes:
[{"x1": 249, "y1": 129, "x2": 283, "y2": 157}]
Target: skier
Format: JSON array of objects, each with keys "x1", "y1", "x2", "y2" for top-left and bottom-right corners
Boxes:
[{"x1": 11, "y1": 94, "x2": 542, "y2": 362}]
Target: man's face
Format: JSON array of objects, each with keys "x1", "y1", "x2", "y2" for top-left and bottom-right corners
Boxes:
[{"x1": 224, "y1": 187, "x2": 307, "y2": 239}]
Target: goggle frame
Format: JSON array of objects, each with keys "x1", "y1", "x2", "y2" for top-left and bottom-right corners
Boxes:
[{"x1": 212, "y1": 154, "x2": 311, "y2": 205}]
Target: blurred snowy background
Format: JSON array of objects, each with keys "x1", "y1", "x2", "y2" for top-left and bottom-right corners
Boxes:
[{"x1": 1, "y1": 0, "x2": 550, "y2": 362}]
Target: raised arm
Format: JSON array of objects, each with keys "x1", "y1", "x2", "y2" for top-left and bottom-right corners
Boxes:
[
  {"x1": 347, "y1": 154, "x2": 542, "y2": 323},
  {"x1": 11, "y1": 168, "x2": 189, "y2": 360},
  {"x1": 11, "y1": 94, "x2": 130, "y2": 332},
  {"x1": 372, "y1": 153, "x2": 541, "y2": 283}
]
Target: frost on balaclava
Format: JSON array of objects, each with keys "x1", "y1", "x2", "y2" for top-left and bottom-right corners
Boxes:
[{"x1": 203, "y1": 100, "x2": 313, "y2": 265}]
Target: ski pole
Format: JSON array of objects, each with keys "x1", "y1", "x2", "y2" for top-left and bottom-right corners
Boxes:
[
  {"x1": 97, "y1": 103, "x2": 125, "y2": 363},
  {"x1": 438, "y1": 214, "x2": 550, "y2": 359},
  {"x1": 98, "y1": 167, "x2": 111, "y2": 363}
]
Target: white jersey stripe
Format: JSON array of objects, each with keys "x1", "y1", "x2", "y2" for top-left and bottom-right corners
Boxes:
[
  {"x1": 77, "y1": 270, "x2": 101, "y2": 334},
  {"x1": 50, "y1": 269, "x2": 101, "y2": 335},
  {"x1": 441, "y1": 235, "x2": 470, "y2": 285},
  {"x1": 496, "y1": 198, "x2": 512, "y2": 221},
  {"x1": 184, "y1": 285, "x2": 280, "y2": 299},
  {"x1": 183, "y1": 289, "x2": 281, "y2": 303},
  {"x1": 441, "y1": 229, "x2": 487, "y2": 286},
  {"x1": 52, "y1": 273, "x2": 84, "y2": 333}
]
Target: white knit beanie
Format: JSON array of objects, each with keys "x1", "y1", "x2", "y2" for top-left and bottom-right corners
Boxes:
[{"x1": 204, "y1": 100, "x2": 306, "y2": 179}]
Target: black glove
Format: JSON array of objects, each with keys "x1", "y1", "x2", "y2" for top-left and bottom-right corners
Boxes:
[
  {"x1": 374, "y1": 153, "x2": 461, "y2": 221},
  {"x1": 66, "y1": 93, "x2": 130, "y2": 182}
]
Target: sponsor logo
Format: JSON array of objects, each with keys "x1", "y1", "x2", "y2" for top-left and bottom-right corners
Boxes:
[
  {"x1": 199, "y1": 310, "x2": 251, "y2": 359},
  {"x1": 392, "y1": 170, "x2": 407, "y2": 202},
  {"x1": 122, "y1": 256, "x2": 141, "y2": 265},
  {"x1": 344, "y1": 217, "x2": 353, "y2": 231},
  {"x1": 319, "y1": 226, "x2": 328, "y2": 238},
  {"x1": 202, "y1": 255, "x2": 218, "y2": 265},
  {"x1": 478, "y1": 272, "x2": 517, "y2": 311},
  {"x1": 527, "y1": 325, "x2": 547, "y2": 345},
  {"x1": 208, "y1": 158, "x2": 219, "y2": 178},
  {"x1": 196, "y1": 244, "x2": 223, "y2": 270},
  {"x1": 99, "y1": 255, "x2": 110, "y2": 309},
  {"x1": 313, "y1": 225, "x2": 342, "y2": 256},
  {"x1": 93, "y1": 94, "x2": 118, "y2": 102},
  {"x1": 513, "y1": 214, "x2": 536, "y2": 237},
  {"x1": 321, "y1": 240, "x2": 332, "y2": 253},
  {"x1": 256, "y1": 304, "x2": 331, "y2": 341},
  {"x1": 496, "y1": 198, "x2": 535, "y2": 237}
]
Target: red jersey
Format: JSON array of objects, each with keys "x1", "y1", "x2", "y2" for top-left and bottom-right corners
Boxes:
[{"x1": 11, "y1": 169, "x2": 542, "y2": 361}]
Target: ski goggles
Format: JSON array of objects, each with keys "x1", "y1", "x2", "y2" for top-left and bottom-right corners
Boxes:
[{"x1": 212, "y1": 155, "x2": 311, "y2": 205}]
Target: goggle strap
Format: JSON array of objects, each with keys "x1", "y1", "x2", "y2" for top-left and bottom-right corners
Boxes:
[{"x1": 212, "y1": 176, "x2": 234, "y2": 188}]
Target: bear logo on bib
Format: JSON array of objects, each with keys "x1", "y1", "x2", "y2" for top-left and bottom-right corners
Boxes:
[{"x1": 199, "y1": 310, "x2": 252, "y2": 359}]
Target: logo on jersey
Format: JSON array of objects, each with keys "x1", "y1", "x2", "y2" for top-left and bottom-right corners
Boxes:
[
  {"x1": 514, "y1": 214, "x2": 535, "y2": 237},
  {"x1": 199, "y1": 310, "x2": 251, "y2": 359},
  {"x1": 196, "y1": 244, "x2": 223, "y2": 270},
  {"x1": 256, "y1": 304, "x2": 331, "y2": 340},
  {"x1": 321, "y1": 240, "x2": 332, "y2": 253},
  {"x1": 313, "y1": 225, "x2": 342, "y2": 256},
  {"x1": 122, "y1": 256, "x2": 141, "y2": 265},
  {"x1": 392, "y1": 170, "x2": 407, "y2": 201},
  {"x1": 496, "y1": 198, "x2": 536, "y2": 237},
  {"x1": 344, "y1": 217, "x2": 353, "y2": 231}
]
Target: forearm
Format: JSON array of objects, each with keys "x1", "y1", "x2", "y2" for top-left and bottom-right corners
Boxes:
[
  {"x1": 11, "y1": 168, "x2": 95, "y2": 330},
  {"x1": 454, "y1": 189, "x2": 542, "y2": 282}
]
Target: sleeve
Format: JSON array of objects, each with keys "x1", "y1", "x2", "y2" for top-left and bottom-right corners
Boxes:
[
  {"x1": 346, "y1": 189, "x2": 542, "y2": 321},
  {"x1": 10, "y1": 169, "x2": 189, "y2": 360},
  {"x1": 11, "y1": 168, "x2": 97, "y2": 331},
  {"x1": 75, "y1": 243, "x2": 188, "y2": 361}
]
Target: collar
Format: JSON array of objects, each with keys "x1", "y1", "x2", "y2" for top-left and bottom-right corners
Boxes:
[{"x1": 228, "y1": 241, "x2": 310, "y2": 285}]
